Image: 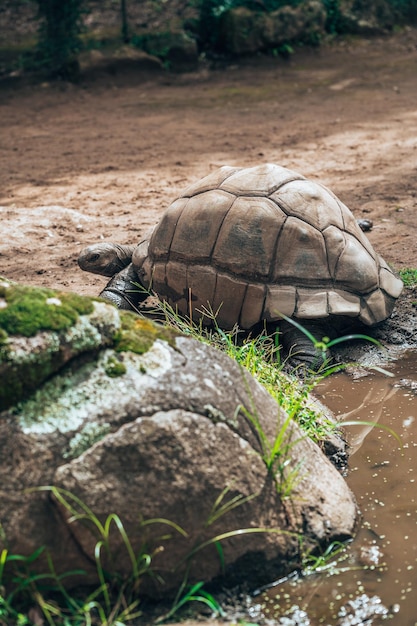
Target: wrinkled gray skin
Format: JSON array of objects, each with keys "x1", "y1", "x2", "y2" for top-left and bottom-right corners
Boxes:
[
  {"x1": 79, "y1": 242, "x2": 136, "y2": 277},
  {"x1": 78, "y1": 241, "x2": 348, "y2": 370},
  {"x1": 78, "y1": 242, "x2": 146, "y2": 311}
]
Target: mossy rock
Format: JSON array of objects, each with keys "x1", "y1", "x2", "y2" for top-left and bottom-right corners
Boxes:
[
  {"x1": 0, "y1": 278, "x2": 180, "y2": 412},
  {"x1": 115, "y1": 312, "x2": 179, "y2": 354},
  {"x1": 0, "y1": 277, "x2": 94, "y2": 338}
]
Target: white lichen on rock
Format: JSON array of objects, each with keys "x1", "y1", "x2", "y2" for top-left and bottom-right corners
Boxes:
[
  {"x1": 4, "y1": 332, "x2": 61, "y2": 365},
  {"x1": 132, "y1": 339, "x2": 173, "y2": 376},
  {"x1": 64, "y1": 421, "x2": 111, "y2": 459},
  {"x1": 63, "y1": 301, "x2": 121, "y2": 353},
  {"x1": 17, "y1": 341, "x2": 175, "y2": 435}
]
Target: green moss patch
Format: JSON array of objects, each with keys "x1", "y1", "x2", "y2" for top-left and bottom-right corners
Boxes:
[
  {"x1": 0, "y1": 278, "x2": 94, "y2": 339},
  {"x1": 0, "y1": 278, "x2": 181, "y2": 413},
  {"x1": 0, "y1": 279, "x2": 99, "y2": 413},
  {"x1": 0, "y1": 348, "x2": 62, "y2": 412},
  {"x1": 104, "y1": 355, "x2": 127, "y2": 377},
  {"x1": 114, "y1": 312, "x2": 180, "y2": 354}
]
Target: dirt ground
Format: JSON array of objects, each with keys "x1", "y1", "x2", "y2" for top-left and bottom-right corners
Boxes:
[{"x1": 1, "y1": 28, "x2": 417, "y2": 344}]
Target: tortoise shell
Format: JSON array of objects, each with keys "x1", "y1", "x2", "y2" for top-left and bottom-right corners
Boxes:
[{"x1": 132, "y1": 164, "x2": 403, "y2": 329}]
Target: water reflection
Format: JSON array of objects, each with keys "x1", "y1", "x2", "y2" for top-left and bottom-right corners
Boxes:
[
  {"x1": 259, "y1": 351, "x2": 417, "y2": 625},
  {"x1": 336, "y1": 384, "x2": 398, "y2": 455}
]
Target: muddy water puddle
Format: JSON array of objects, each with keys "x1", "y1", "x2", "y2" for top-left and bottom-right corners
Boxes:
[{"x1": 257, "y1": 351, "x2": 417, "y2": 625}]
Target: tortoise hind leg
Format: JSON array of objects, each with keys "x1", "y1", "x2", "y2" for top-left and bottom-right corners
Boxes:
[{"x1": 278, "y1": 320, "x2": 332, "y2": 372}]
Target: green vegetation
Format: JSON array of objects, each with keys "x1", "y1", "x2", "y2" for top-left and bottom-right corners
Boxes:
[
  {"x1": 399, "y1": 267, "x2": 417, "y2": 288},
  {"x1": 0, "y1": 487, "x2": 179, "y2": 625},
  {"x1": 0, "y1": 278, "x2": 93, "y2": 339},
  {"x1": 3, "y1": 0, "x2": 415, "y2": 77},
  {"x1": 114, "y1": 312, "x2": 180, "y2": 354},
  {"x1": 0, "y1": 486, "x2": 295, "y2": 625},
  {"x1": 29, "y1": 0, "x2": 86, "y2": 77},
  {"x1": 196, "y1": 0, "x2": 417, "y2": 49},
  {"x1": 197, "y1": 0, "x2": 417, "y2": 20}
]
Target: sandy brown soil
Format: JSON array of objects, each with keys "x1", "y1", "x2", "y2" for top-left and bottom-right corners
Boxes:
[{"x1": 1, "y1": 28, "x2": 417, "y2": 315}]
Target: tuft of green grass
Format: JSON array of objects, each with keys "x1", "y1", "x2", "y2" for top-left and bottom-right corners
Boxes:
[
  {"x1": 155, "y1": 298, "x2": 338, "y2": 445},
  {"x1": 0, "y1": 485, "x2": 297, "y2": 625},
  {"x1": 399, "y1": 267, "x2": 417, "y2": 288},
  {"x1": 0, "y1": 487, "x2": 187, "y2": 625}
]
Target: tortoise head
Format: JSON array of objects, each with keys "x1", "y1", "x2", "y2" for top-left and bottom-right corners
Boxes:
[{"x1": 78, "y1": 242, "x2": 135, "y2": 277}]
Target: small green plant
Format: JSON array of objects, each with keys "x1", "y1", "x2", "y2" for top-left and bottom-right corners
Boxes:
[
  {"x1": 399, "y1": 267, "x2": 417, "y2": 288},
  {"x1": 301, "y1": 540, "x2": 351, "y2": 575},
  {"x1": 277, "y1": 312, "x2": 384, "y2": 369},
  {"x1": 156, "y1": 581, "x2": 224, "y2": 623},
  {"x1": 237, "y1": 401, "x2": 305, "y2": 497},
  {"x1": 0, "y1": 487, "x2": 187, "y2": 625}
]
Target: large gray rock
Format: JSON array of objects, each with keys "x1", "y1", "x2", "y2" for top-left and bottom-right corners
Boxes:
[{"x1": 0, "y1": 278, "x2": 357, "y2": 597}]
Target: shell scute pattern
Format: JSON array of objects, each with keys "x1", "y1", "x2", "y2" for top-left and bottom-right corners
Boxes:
[
  {"x1": 181, "y1": 165, "x2": 239, "y2": 197},
  {"x1": 272, "y1": 216, "x2": 330, "y2": 283},
  {"x1": 379, "y1": 264, "x2": 403, "y2": 298},
  {"x1": 170, "y1": 190, "x2": 234, "y2": 263},
  {"x1": 271, "y1": 179, "x2": 345, "y2": 231},
  {"x1": 149, "y1": 197, "x2": 185, "y2": 261},
  {"x1": 296, "y1": 289, "x2": 329, "y2": 319},
  {"x1": 264, "y1": 285, "x2": 296, "y2": 320},
  {"x1": 333, "y1": 234, "x2": 379, "y2": 293},
  {"x1": 240, "y1": 283, "x2": 266, "y2": 328},
  {"x1": 139, "y1": 164, "x2": 402, "y2": 329},
  {"x1": 218, "y1": 162, "x2": 303, "y2": 196},
  {"x1": 328, "y1": 290, "x2": 361, "y2": 317},
  {"x1": 212, "y1": 196, "x2": 285, "y2": 280},
  {"x1": 322, "y1": 226, "x2": 346, "y2": 277}
]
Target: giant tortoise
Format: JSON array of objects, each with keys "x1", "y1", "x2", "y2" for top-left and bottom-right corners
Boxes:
[{"x1": 78, "y1": 163, "x2": 403, "y2": 367}]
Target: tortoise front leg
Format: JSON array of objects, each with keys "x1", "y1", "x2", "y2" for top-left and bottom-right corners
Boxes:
[{"x1": 100, "y1": 264, "x2": 148, "y2": 312}]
